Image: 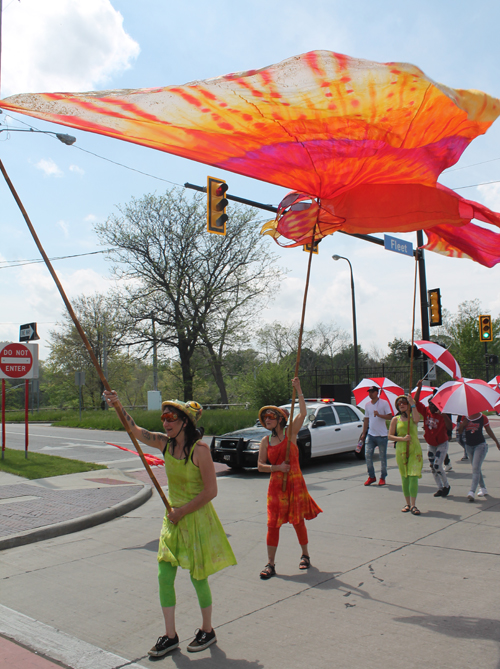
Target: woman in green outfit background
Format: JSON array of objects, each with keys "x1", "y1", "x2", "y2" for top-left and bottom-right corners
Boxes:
[
  {"x1": 103, "y1": 391, "x2": 236, "y2": 657},
  {"x1": 388, "y1": 394, "x2": 423, "y2": 515}
]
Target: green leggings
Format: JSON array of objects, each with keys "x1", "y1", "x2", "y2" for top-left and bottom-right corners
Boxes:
[
  {"x1": 401, "y1": 475, "x2": 419, "y2": 498},
  {"x1": 158, "y1": 560, "x2": 212, "y2": 609}
]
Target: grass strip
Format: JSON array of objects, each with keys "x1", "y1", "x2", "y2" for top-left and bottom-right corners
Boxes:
[
  {"x1": 0, "y1": 448, "x2": 107, "y2": 479},
  {"x1": 4, "y1": 408, "x2": 260, "y2": 435}
]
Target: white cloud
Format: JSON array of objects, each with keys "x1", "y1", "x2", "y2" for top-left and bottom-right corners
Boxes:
[
  {"x1": 84, "y1": 214, "x2": 98, "y2": 223},
  {"x1": 477, "y1": 183, "x2": 500, "y2": 210},
  {"x1": 69, "y1": 164, "x2": 85, "y2": 176},
  {"x1": 34, "y1": 158, "x2": 63, "y2": 177},
  {"x1": 2, "y1": 0, "x2": 140, "y2": 96},
  {"x1": 57, "y1": 220, "x2": 70, "y2": 238}
]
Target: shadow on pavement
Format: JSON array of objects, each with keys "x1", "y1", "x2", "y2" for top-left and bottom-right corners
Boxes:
[
  {"x1": 393, "y1": 614, "x2": 500, "y2": 667},
  {"x1": 145, "y1": 644, "x2": 265, "y2": 667},
  {"x1": 124, "y1": 539, "x2": 159, "y2": 552}
]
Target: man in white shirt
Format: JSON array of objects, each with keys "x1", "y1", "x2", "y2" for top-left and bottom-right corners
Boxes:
[{"x1": 360, "y1": 386, "x2": 392, "y2": 486}]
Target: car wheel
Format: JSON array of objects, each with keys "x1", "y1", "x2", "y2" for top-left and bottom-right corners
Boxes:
[
  {"x1": 354, "y1": 444, "x2": 365, "y2": 460},
  {"x1": 298, "y1": 445, "x2": 309, "y2": 468}
]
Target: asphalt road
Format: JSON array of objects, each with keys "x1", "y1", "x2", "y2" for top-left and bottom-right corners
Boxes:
[
  {"x1": 1, "y1": 421, "x2": 367, "y2": 476},
  {"x1": 3, "y1": 417, "x2": 500, "y2": 476},
  {"x1": 1, "y1": 423, "x2": 188, "y2": 471}
]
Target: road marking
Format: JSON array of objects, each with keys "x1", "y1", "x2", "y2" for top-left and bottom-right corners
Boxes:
[
  {"x1": 0, "y1": 495, "x2": 40, "y2": 505},
  {"x1": 96, "y1": 457, "x2": 144, "y2": 465},
  {"x1": 5, "y1": 430, "x2": 130, "y2": 445},
  {"x1": 0, "y1": 604, "x2": 145, "y2": 669}
]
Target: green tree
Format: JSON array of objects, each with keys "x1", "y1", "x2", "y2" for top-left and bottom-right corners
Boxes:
[
  {"x1": 245, "y1": 361, "x2": 291, "y2": 408},
  {"x1": 444, "y1": 300, "x2": 499, "y2": 375}
]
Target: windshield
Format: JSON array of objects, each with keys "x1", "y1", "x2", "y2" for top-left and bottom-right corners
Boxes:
[{"x1": 279, "y1": 405, "x2": 316, "y2": 426}]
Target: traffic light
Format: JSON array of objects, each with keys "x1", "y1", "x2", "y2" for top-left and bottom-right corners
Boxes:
[
  {"x1": 428, "y1": 288, "x2": 442, "y2": 327},
  {"x1": 487, "y1": 354, "x2": 499, "y2": 365},
  {"x1": 407, "y1": 344, "x2": 422, "y2": 359},
  {"x1": 303, "y1": 240, "x2": 320, "y2": 254},
  {"x1": 479, "y1": 315, "x2": 492, "y2": 342},
  {"x1": 207, "y1": 176, "x2": 228, "y2": 235}
]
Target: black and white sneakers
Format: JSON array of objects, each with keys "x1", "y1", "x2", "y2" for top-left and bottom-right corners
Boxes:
[
  {"x1": 148, "y1": 634, "x2": 179, "y2": 657},
  {"x1": 187, "y1": 628, "x2": 217, "y2": 652},
  {"x1": 148, "y1": 628, "x2": 216, "y2": 655}
]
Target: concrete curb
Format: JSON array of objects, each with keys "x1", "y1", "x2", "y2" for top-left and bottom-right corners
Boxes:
[{"x1": 0, "y1": 483, "x2": 152, "y2": 551}]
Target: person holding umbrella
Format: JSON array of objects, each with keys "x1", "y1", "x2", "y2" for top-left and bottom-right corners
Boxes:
[
  {"x1": 359, "y1": 386, "x2": 393, "y2": 486},
  {"x1": 257, "y1": 377, "x2": 322, "y2": 579},
  {"x1": 103, "y1": 390, "x2": 236, "y2": 656},
  {"x1": 414, "y1": 380, "x2": 453, "y2": 498},
  {"x1": 458, "y1": 412, "x2": 500, "y2": 501},
  {"x1": 431, "y1": 378, "x2": 500, "y2": 501},
  {"x1": 388, "y1": 394, "x2": 423, "y2": 515}
]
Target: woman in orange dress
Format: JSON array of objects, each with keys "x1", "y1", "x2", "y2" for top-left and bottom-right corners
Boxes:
[{"x1": 257, "y1": 377, "x2": 322, "y2": 579}]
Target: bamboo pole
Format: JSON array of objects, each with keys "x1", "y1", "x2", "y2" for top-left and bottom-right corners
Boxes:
[
  {"x1": 406, "y1": 252, "x2": 419, "y2": 462},
  {"x1": 0, "y1": 159, "x2": 171, "y2": 510},
  {"x1": 282, "y1": 224, "x2": 317, "y2": 492}
]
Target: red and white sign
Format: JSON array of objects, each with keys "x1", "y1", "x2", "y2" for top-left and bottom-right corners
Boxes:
[{"x1": 0, "y1": 343, "x2": 39, "y2": 379}]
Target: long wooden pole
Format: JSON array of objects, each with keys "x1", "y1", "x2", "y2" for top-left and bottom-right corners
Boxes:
[
  {"x1": 282, "y1": 224, "x2": 317, "y2": 492},
  {"x1": 407, "y1": 252, "x2": 419, "y2": 461},
  {"x1": 0, "y1": 159, "x2": 170, "y2": 510}
]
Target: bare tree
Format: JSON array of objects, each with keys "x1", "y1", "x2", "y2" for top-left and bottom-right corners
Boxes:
[
  {"x1": 96, "y1": 188, "x2": 281, "y2": 401},
  {"x1": 256, "y1": 320, "x2": 348, "y2": 364}
]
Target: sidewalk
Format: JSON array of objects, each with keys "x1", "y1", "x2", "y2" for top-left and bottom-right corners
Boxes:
[
  {"x1": 0, "y1": 634, "x2": 66, "y2": 669},
  {"x1": 0, "y1": 468, "x2": 152, "y2": 551}
]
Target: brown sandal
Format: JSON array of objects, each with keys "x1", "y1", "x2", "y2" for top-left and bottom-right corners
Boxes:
[
  {"x1": 299, "y1": 554, "x2": 311, "y2": 570},
  {"x1": 260, "y1": 563, "x2": 276, "y2": 580},
  {"x1": 401, "y1": 504, "x2": 411, "y2": 513}
]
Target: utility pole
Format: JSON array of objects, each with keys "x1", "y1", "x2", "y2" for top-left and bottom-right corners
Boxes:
[
  {"x1": 102, "y1": 325, "x2": 108, "y2": 410},
  {"x1": 152, "y1": 317, "x2": 158, "y2": 391}
]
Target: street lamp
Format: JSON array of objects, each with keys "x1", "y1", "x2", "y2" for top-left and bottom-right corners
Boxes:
[
  {"x1": 332, "y1": 254, "x2": 359, "y2": 385},
  {"x1": 0, "y1": 127, "x2": 76, "y2": 145}
]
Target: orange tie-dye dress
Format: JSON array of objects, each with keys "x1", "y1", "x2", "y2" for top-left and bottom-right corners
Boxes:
[{"x1": 266, "y1": 434, "x2": 322, "y2": 528}]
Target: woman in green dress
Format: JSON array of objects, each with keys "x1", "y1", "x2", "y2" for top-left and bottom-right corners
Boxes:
[
  {"x1": 103, "y1": 391, "x2": 236, "y2": 657},
  {"x1": 388, "y1": 394, "x2": 423, "y2": 515}
]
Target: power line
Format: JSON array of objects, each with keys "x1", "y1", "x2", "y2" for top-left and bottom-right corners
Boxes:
[
  {"x1": 454, "y1": 179, "x2": 500, "y2": 190},
  {"x1": 2, "y1": 114, "x2": 184, "y2": 187},
  {"x1": 71, "y1": 145, "x2": 184, "y2": 187},
  {"x1": 446, "y1": 157, "x2": 500, "y2": 173},
  {"x1": 0, "y1": 249, "x2": 110, "y2": 269}
]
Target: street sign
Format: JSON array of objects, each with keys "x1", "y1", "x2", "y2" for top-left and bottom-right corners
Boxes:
[
  {"x1": 75, "y1": 371, "x2": 85, "y2": 386},
  {"x1": 19, "y1": 322, "x2": 40, "y2": 342},
  {"x1": 384, "y1": 234, "x2": 413, "y2": 257},
  {"x1": 0, "y1": 343, "x2": 39, "y2": 379}
]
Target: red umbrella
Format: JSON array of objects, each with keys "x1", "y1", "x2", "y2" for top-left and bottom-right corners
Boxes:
[
  {"x1": 411, "y1": 385, "x2": 436, "y2": 407},
  {"x1": 353, "y1": 377, "x2": 404, "y2": 416},
  {"x1": 488, "y1": 375, "x2": 500, "y2": 392},
  {"x1": 414, "y1": 340, "x2": 461, "y2": 379},
  {"x1": 431, "y1": 378, "x2": 500, "y2": 416}
]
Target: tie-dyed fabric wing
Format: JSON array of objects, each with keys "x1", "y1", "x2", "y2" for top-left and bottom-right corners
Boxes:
[{"x1": 2, "y1": 50, "x2": 500, "y2": 265}]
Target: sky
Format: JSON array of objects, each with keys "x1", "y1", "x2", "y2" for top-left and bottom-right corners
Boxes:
[{"x1": 1, "y1": 0, "x2": 500, "y2": 362}]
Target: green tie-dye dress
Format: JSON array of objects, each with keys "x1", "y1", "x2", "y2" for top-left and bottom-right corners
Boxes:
[
  {"x1": 157, "y1": 441, "x2": 237, "y2": 581},
  {"x1": 395, "y1": 416, "x2": 423, "y2": 478}
]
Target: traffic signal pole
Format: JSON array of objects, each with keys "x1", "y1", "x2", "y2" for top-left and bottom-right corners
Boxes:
[{"x1": 417, "y1": 230, "x2": 430, "y2": 342}]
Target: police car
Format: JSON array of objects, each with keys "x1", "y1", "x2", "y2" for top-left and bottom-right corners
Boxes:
[{"x1": 210, "y1": 399, "x2": 365, "y2": 469}]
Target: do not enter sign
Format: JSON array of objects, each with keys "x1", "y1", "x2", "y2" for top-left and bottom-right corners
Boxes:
[{"x1": 0, "y1": 343, "x2": 39, "y2": 379}]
